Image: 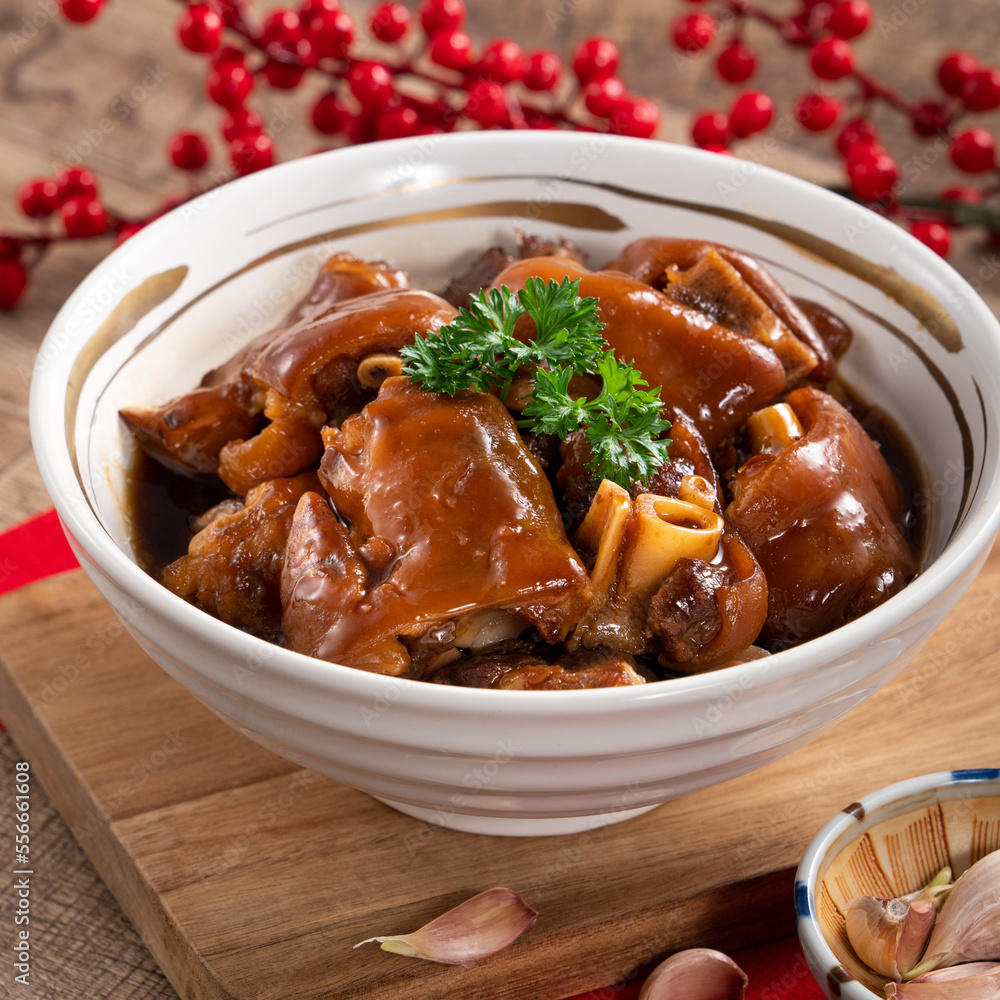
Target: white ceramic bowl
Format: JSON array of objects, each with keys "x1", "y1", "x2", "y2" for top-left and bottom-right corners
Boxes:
[
  {"x1": 29, "y1": 132, "x2": 1000, "y2": 836},
  {"x1": 795, "y1": 768, "x2": 1000, "y2": 998}
]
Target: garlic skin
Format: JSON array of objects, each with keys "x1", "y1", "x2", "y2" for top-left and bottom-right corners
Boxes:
[
  {"x1": 637, "y1": 948, "x2": 747, "y2": 1000},
  {"x1": 844, "y1": 895, "x2": 938, "y2": 980},
  {"x1": 885, "y1": 962, "x2": 1000, "y2": 998},
  {"x1": 915, "y1": 851, "x2": 1000, "y2": 975},
  {"x1": 353, "y1": 887, "x2": 537, "y2": 968}
]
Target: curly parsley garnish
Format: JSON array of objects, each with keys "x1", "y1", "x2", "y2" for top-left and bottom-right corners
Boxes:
[{"x1": 400, "y1": 276, "x2": 672, "y2": 488}]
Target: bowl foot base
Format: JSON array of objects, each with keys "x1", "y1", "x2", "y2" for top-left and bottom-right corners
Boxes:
[{"x1": 371, "y1": 796, "x2": 662, "y2": 836}]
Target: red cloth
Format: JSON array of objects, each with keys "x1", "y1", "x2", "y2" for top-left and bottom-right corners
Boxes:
[
  {"x1": 565, "y1": 937, "x2": 824, "y2": 999},
  {"x1": 0, "y1": 510, "x2": 825, "y2": 1000},
  {"x1": 0, "y1": 508, "x2": 78, "y2": 599}
]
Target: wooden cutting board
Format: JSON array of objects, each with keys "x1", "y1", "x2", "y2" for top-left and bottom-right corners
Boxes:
[{"x1": 1, "y1": 557, "x2": 999, "y2": 1000}]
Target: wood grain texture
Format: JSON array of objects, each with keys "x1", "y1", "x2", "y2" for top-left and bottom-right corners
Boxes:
[{"x1": 1, "y1": 558, "x2": 999, "y2": 1000}]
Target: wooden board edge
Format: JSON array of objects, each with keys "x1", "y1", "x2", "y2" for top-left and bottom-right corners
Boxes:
[{"x1": 0, "y1": 581, "x2": 235, "y2": 1000}]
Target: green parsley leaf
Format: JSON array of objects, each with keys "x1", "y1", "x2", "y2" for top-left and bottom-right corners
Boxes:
[{"x1": 401, "y1": 276, "x2": 671, "y2": 489}]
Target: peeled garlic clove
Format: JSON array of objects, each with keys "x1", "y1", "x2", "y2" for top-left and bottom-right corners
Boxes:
[
  {"x1": 353, "y1": 887, "x2": 537, "y2": 968},
  {"x1": 845, "y1": 896, "x2": 937, "y2": 980},
  {"x1": 885, "y1": 962, "x2": 1000, "y2": 997},
  {"x1": 637, "y1": 948, "x2": 748, "y2": 1000},
  {"x1": 916, "y1": 850, "x2": 1000, "y2": 974}
]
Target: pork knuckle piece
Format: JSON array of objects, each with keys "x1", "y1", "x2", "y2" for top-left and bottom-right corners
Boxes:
[
  {"x1": 490, "y1": 256, "x2": 787, "y2": 451},
  {"x1": 726, "y1": 387, "x2": 916, "y2": 648},
  {"x1": 281, "y1": 377, "x2": 593, "y2": 674}
]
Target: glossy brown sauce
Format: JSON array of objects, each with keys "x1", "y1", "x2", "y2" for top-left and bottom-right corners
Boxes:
[
  {"x1": 122, "y1": 251, "x2": 928, "y2": 679},
  {"x1": 126, "y1": 377, "x2": 926, "y2": 629}
]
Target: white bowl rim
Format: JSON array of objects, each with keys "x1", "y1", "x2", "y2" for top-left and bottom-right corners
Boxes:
[
  {"x1": 794, "y1": 766, "x2": 1000, "y2": 998},
  {"x1": 29, "y1": 131, "x2": 1000, "y2": 716}
]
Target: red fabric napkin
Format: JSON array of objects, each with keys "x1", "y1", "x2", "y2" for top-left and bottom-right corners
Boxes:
[
  {"x1": 565, "y1": 936, "x2": 824, "y2": 999},
  {"x1": 0, "y1": 508, "x2": 78, "y2": 599},
  {"x1": 0, "y1": 510, "x2": 826, "y2": 1000}
]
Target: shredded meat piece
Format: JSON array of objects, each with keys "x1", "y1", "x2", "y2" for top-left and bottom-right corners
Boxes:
[
  {"x1": 440, "y1": 234, "x2": 586, "y2": 309},
  {"x1": 560, "y1": 474, "x2": 601, "y2": 537},
  {"x1": 515, "y1": 231, "x2": 586, "y2": 264},
  {"x1": 442, "y1": 247, "x2": 517, "y2": 308},
  {"x1": 163, "y1": 471, "x2": 320, "y2": 637},
  {"x1": 429, "y1": 643, "x2": 647, "y2": 689},
  {"x1": 647, "y1": 560, "x2": 729, "y2": 663}
]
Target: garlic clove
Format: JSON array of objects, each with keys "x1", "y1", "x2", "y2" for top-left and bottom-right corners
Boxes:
[
  {"x1": 915, "y1": 850, "x2": 1000, "y2": 974},
  {"x1": 845, "y1": 896, "x2": 937, "y2": 980},
  {"x1": 885, "y1": 962, "x2": 1000, "y2": 998},
  {"x1": 898, "y1": 900, "x2": 940, "y2": 977},
  {"x1": 637, "y1": 948, "x2": 748, "y2": 1000},
  {"x1": 353, "y1": 887, "x2": 537, "y2": 968}
]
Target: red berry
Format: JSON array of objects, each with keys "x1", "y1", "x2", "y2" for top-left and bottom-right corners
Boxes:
[
  {"x1": 826, "y1": 0, "x2": 872, "y2": 39},
  {"x1": 911, "y1": 100, "x2": 950, "y2": 137},
  {"x1": 59, "y1": 0, "x2": 104, "y2": 23},
  {"x1": 836, "y1": 116, "x2": 877, "y2": 157},
  {"x1": 809, "y1": 37, "x2": 854, "y2": 80},
  {"x1": 429, "y1": 30, "x2": 472, "y2": 71},
  {"x1": 910, "y1": 220, "x2": 951, "y2": 258},
  {"x1": 729, "y1": 90, "x2": 774, "y2": 138},
  {"x1": 961, "y1": 68, "x2": 1000, "y2": 112},
  {"x1": 214, "y1": 0, "x2": 243, "y2": 27},
  {"x1": 348, "y1": 61, "x2": 394, "y2": 111},
  {"x1": 672, "y1": 13, "x2": 716, "y2": 53},
  {"x1": 375, "y1": 105, "x2": 421, "y2": 140},
  {"x1": 305, "y1": 9, "x2": 354, "y2": 58},
  {"x1": 0, "y1": 238, "x2": 20, "y2": 260},
  {"x1": 716, "y1": 39, "x2": 756, "y2": 84},
  {"x1": 60, "y1": 196, "x2": 109, "y2": 238},
  {"x1": 168, "y1": 131, "x2": 211, "y2": 171},
  {"x1": 261, "y1": 8, "x2": 301, "y2": 45},
  {"x1": 583, "y1": 76, "x2": 628, "y2": 118},
  {"x1": 419, "y1": 0, "x2": 465, "y2": 37},
  {"x1": 177, "y1": 4, "x2": 224, "y2": 53},
  {"x1": 937, "y1": 50, "x2": 979, "y2": 97},
  {"x1": 230, "y1": 133, "x2": 274, "y2": 175},
  {"x1": 55, "y1": 166, "x2": 98, "y2": 204},
  {"x1": 692, "y1": 111, "x2": 729, "y2": 148},
  {"x1": 212, "y1": 45, "x2": 245, "y2": 67},
  {"x1": 311, "y1": 92, "x2": 347, "y2": 134},
  {"x1": 476, "y1": 38, "x2": 524, "y2": 83},
  {"x1": 221, "y1": 106, "x2": 263, "y2": 141},
  {"x1": 298, "y1": 0, "x2": 339, "y2": 28},
  {"x1": 608, "y1": 97, "x2": 660, "y2": 138},
  {"x1": 115, "y1": 222, "x2": 145, "y2": 247},
  {"x1": 345, "y1": 113, "x2": 376, "y2": 145},
  {"x1": 18, "y1": 178, "x2": 60, "y2": 219},
  {"x1": 369, "y1": 2, "x2": 410, "y2": 42},
  {"x1": 795, "y1": 91, "x2": 842, "y2": 132},
  {"x1": 0, "y1": 259, "x2": 28, "y2": 310},
  {"x1": 463, "y1": 79, "x2": 509, "y2": 128},
  {"x1": 264, "y1": 58, "x2": 306, "y2": 89},
  {"x1": 941, "y1": 184, "x2": 983, "y2": 204},
  {"x1": 951, "y1": 128, "x2": 997, "y2": 174},
  {"x1": 523, "y1": 49, "x2": 562, "y2": 92},
  {"x1": 206, "y1": 62, "x2": 254, "y2": 107},
  {"x1": 848, "y1": 147, "x2": 898, "y2": 202},
  {"x1": 571, "y1": 37, "x2": 620, "y2": 84}
]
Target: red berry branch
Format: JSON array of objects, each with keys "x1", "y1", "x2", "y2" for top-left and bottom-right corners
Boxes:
[
  {"x1": 4, "y1": 0, "x2": 999, "y2": 310},
  {"x1": 670, "y1": 0, "x2": 1000, "y2": 259},
  {"x1": 1, "y1": 0, "x2": 661, "y2": 309}
]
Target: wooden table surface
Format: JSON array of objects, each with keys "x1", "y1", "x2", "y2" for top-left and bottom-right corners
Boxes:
[{"x1": 1, "y1": 1, "x2": 999, "y2": 997}]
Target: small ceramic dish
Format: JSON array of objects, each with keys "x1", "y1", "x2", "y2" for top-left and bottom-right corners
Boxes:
[{"x1": 795, "y1": 768, "x2": 1000, "y2": 999}]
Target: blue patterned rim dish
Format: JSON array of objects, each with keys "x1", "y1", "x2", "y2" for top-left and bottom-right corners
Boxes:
[{"x1": 795, "y1": 769, "x2": 1000, "y2": 999}]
